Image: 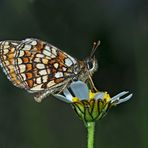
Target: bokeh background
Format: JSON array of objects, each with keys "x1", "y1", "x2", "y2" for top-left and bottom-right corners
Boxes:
[{"x1": 0, "y1": 0, "x2": 147, "y2": 148}]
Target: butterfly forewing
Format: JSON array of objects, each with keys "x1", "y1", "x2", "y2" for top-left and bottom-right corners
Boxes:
[{"x1": 12, "y1": 38, "x2": 78, "y2": 93}]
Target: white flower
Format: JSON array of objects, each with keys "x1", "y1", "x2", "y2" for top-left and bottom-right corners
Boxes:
[{"x1": 54, "y1": 81, "x2": 133, "y2": 123}]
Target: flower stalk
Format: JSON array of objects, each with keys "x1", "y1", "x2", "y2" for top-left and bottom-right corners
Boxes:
[{"x1": 87, "y1": 122, "x2": 95, "y2": 148}]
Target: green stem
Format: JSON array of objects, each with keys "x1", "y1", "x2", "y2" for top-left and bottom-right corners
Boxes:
[{"x1": 87, "y1": 122, "x2": 95, "y2": 148}]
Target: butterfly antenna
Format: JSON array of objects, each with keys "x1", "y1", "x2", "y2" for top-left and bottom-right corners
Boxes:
[{"x1": 90, "y1": 40, "x2": 100, "y2": 58}]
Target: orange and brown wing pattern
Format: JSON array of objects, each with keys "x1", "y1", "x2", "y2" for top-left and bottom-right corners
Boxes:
[
  {"x1": 14, "y1": 38, "x2": 79, "y2": 93},
  {"x1": 0, "y1": 40, "x2": 25, "y2": 88}
]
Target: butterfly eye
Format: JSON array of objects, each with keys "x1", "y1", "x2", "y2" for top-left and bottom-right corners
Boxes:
[{"x1": 87, "y1": 60, "x2": 94, "y2": 70}]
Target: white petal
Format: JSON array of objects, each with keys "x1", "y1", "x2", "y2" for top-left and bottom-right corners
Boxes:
[
  {"x1": 115, "y1": 94, "x2": 133, "y2": 105},
  {"x1": 110, "y1": 91, "x2": 129, "y2": 102},
  {"x1": 53, "y1": 93, "x2": 72, "y2": 103},
  {"x1": 110, "y1": 91, "x2": 133, "y2": 105},
  {"x1": 94, "y1": 92, "x2": 105, "y2": 100},
  {"x1": 63, "y1": 89, "x2": 73, "y2": 102},
  {"x1": 70, "y1": 81, "x2": 89, "y2": 100}
]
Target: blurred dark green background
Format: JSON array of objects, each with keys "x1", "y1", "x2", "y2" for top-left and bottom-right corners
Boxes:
[{"x1": 0, "y1": 0, "x2": 147, "y2": 148}]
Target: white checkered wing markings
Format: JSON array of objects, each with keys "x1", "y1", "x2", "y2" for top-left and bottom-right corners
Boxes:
[
  {"x1": 14, "y1": 38, "x2": 78, "y2": 93},
  {"x1": 31, "y1": 40, "x2": 78, "y2": 92},
  {"x1": 13, "y1": 38, "x2": 46, "y2": 91},
  {"x1": 32, "y1": 43, "x2": 78, "y2": 90},
  {"x1": 0, "y1": 40, "x2": 24, "y2": 88}
]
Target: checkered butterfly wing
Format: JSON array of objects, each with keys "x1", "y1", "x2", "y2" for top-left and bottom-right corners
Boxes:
[
  {"x1": 0, "y1": 40, "x2": 24, "y2": 88},
  {"x1": 0, "y1": 39, "x2": 78, "y2": 96}
]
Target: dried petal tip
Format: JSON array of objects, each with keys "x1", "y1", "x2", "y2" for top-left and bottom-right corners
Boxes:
[{"x1": 110, "y1": 91, "x2": 133, "y2": 105}]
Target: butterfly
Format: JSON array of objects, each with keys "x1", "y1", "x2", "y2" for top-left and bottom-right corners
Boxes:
[{"x1": 0, "y1": 38, "x2": 99, "y2": 102}]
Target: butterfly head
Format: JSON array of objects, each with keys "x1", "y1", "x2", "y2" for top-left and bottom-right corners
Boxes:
[{"x1": 85, "y1": 57, "x2": 98, "y2": 75}]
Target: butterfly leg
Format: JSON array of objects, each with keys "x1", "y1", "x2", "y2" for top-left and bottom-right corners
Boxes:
[
  {"x1": 56, "y1": 82, "x2": 70, "y2": 94},
  {"x1": 34, "y1": 90, "x2": 52, "y2": 102},
  {"x1": 88, "y1": 75, "x2": 98, "y2": 92}
]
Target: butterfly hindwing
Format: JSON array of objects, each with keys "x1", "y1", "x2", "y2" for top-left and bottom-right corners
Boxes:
[{"x1": 0, "y1": 40, "x2": 25, "y2": 88}]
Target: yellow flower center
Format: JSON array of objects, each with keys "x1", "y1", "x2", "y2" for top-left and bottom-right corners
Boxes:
[
  {"x1": 72, "y1": 90, "x2": 111, "y2": 103},
  {"x1": 103, "y1": 92, "x2": 111, "y2": 102},
  {"x1": 72, "y1": 97, "x2": 79, "y2": 102}
]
